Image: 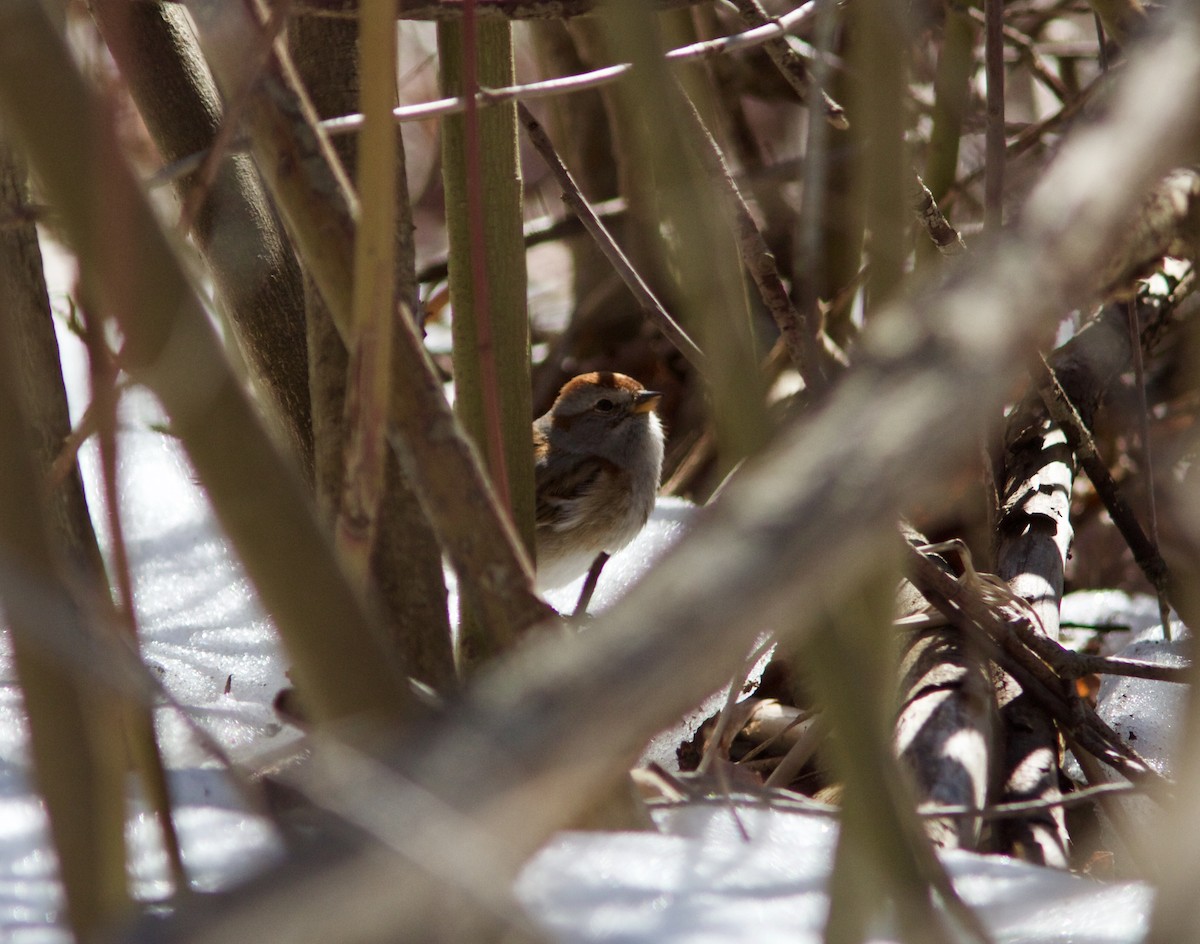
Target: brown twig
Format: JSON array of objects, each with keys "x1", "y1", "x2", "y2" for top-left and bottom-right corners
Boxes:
[
  {"x1": 967, "y1": 7, "x2": 1070, "y2": 103},
  {"x1": 571, "y1": 552, "x2": 608, "y2": 618},
  {"x1": 1039, "y1": 357, "x2": 1177, "y2": 626},
  {"x1": 672, "y1": 85, "x2": 834, "y2": 394},
  {"x1": 516, "y1": 102, "x2": 707, "y2": 372},
  {"x1": 416, "y1": 197, "x2": 625, "y2": 286},
  {"x1": 943, "y1": 62, "x2": 1108, "y2": 216},
  {"x1": 45, "y1": 375, "x2": 132, "y2": 492},
  {"x1": 78, "y1": 300, "x2": 189, "y2": 892},
  {"x1": 1126, "y1": 297, "x2": 1171, "y2": 637},
  {"x1": 725, "y1": 0, "x2": 847, "y2": 128},
  {"x1": 648, "y1": 777, "x2": 1149, "y2": 820}
]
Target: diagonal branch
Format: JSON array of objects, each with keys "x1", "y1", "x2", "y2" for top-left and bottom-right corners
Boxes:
[
  {"x1": 671, "y1": 85, "x2": 837, "y2": 394},
  {"x1": 517, "y1": 102, "x2": 707, "y2": 372}
]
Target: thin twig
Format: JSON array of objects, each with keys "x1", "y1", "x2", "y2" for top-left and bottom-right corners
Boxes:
[
  {"x1": 966, "y1": 7, "x2": 1070, "y2": 102},
  {"x1": 945, "y1": 78, "x2": 1106, "y2": 211},
  {"x1": 725, "y1": 0, "x2": 847, "y2": 127},
  {"x1": 1064, "y1": 653, "x2": 1188, "y2": 684},
  {"x1": 149, "y1": 4, "x2": 826, "y2": 189},
  {"x1": 336, "y1": 3, "x2": 827, "y2": 132},
  {"x1": 45, "y1": 375, "x2": 132, "y2": 492},
  {"x1": 697, "y1": 639, "x2": 775, "y2": 776},
  {"x1": 0, "y1": 199, "x2": 49, "y2": 228},
  {"x1": 416, "y1": 197, "x2": 625, "y2": 285},
  {"x1": 1039, "y1": 356, "x2": 1177, "y2": 625},
  {"x1": 796, "y1": 0, "x2": 838, "y2": 344},
  {"x1": 650, "y1": 777, "x2": 1152, "y2": 820},
  {"x1": 287, "y1": 0, "x2": 726, "y2": 20},
  {"x1": 1095, "y1": 13, "x2": 1110, "y2": 73},
  {"x1": 571, "y1": 552, "x2": 608, "y2": 618},
  {"x1": 1125, "y1": 298, "x2": 1171, "y2": 638},
  {"x1": 672, "y1": 85, "x2": 834, "y2": 393},
  {"x1": 516, "y1": 102, "x2": 707, "y2": 372},
  {"x1": 762, "y1": 712, "x2": 828, "y2": 788},
  {"x1": 737, "y1": 706, "x2": 816, "y2": 764},
  {"x1": 80, "y1": 302, "x2": 189, "y2": 892}
]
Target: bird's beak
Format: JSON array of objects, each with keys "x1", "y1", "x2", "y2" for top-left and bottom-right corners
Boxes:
[{"x1": 633, "y1": 390, "x2": 662, "y2": 414}]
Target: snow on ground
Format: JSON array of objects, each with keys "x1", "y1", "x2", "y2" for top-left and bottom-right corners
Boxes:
[
  {"x1": 521, "y1": 803, "x2": 1153, "y2": 944},
  {"x1": 0, "y1": 313, "x2": 1171, "y2": 941}
]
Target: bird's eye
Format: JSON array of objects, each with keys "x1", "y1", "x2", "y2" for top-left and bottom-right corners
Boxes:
[{"x1": 594, "y1": 398, "x2": 615, "y2": 413}]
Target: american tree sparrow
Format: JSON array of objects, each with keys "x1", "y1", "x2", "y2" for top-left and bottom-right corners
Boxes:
[{"x1": 533, "y1": 371, "x2": 665, "y2": 592}]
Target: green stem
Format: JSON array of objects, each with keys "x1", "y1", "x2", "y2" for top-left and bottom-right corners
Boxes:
[{"x1": 438, "y1": 19, "x2": 534, "y2": 556}]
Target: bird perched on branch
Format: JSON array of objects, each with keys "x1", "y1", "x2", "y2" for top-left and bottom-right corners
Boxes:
[{"x1": 533, "y1": 371, "x2": 664, "y2": 593}]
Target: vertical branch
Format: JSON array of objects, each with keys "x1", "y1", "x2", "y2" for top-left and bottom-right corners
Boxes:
[
  {"x1": 803, "y1": 566, "x2": 989, "y2": 944},
  {"x1": 797, "y1": 0, "x2": 839, "y2": 328},
  {"x1": 79, "y1": 303, "x2": 187, "y2": 893},
  {"x1": 1124, "y1": 299, "x2": 1169, "y2": 637},
  {"x1": 438, "y1": 15, "x2": 535, "y2": 557},
  {"x1": 926, "y1": 2, "x2": 976, "y2": 205},
  {"x1": 460, "y1": 0, "x2": 510, "y2": 511},
  {"x1": 985, "y1": 0, "x2": 1005, "y2": 233},
  {"x1": 1087, "y1": 0, "x2": 1147, "y2": 46},
  {"x1": 182, "y1": 0, "x2": 546, "y2": 653},
  {"x1": 439, "y1": 11, "x2": 537, "y2": 665},
  {"x1": 334, "y1": 0, "x2": 397, "y2": 586},
  {"x1": 850, "y1": 0, "x2": 911, "y2": 308},
  {"x1": 0, "y1": 133, "x2": 129, "y2": 941},
  {"x1": 993, "y1": 413, "x2": 1073, "y2": 866},
  {"x1": 921, "y1": 0, "x2": 976, "y2": 271}
]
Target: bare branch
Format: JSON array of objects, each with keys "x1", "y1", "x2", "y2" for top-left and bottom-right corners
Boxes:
[{"x1": 517, "y1": 102, "x2": 708, "y2": 372}]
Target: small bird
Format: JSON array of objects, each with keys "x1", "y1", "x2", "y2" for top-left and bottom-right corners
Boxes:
[{"x1": 533, "y1": 371, "x2": 665, "y2": 592}]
